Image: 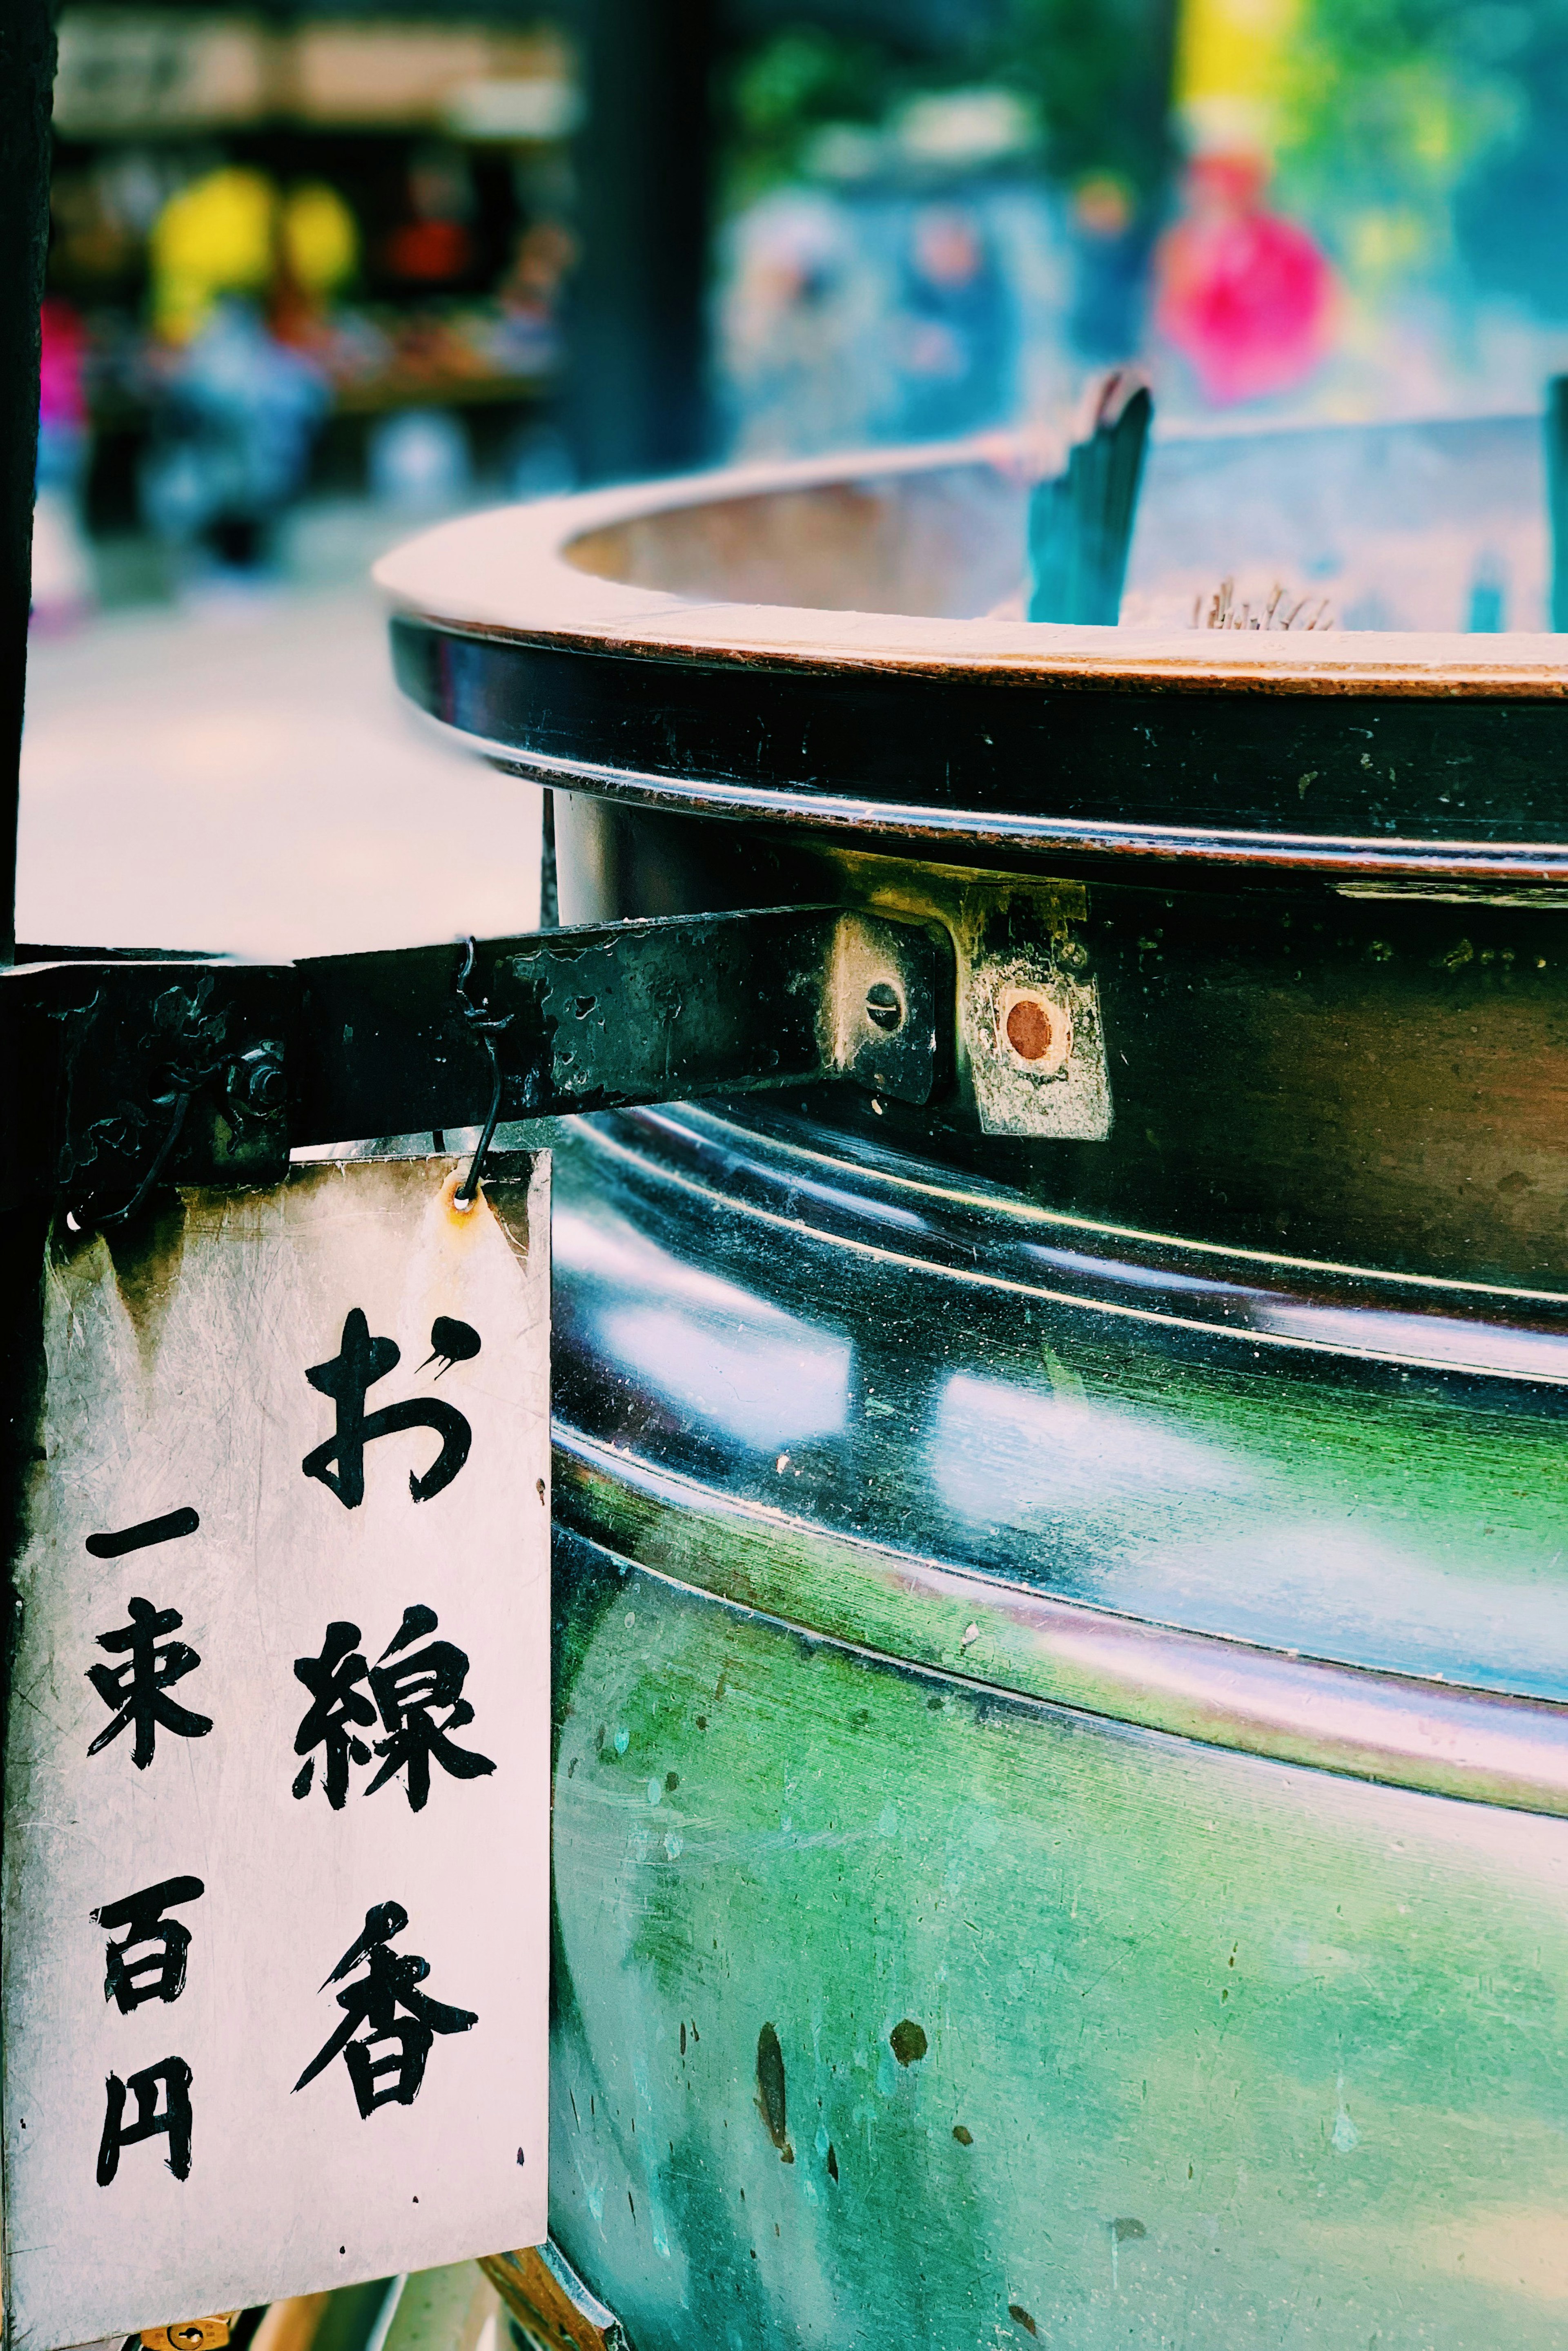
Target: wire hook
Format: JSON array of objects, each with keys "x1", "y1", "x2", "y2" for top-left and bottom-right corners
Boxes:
[{"x1": 452, "y1": 938, "x2": 513, "y2": 1208}]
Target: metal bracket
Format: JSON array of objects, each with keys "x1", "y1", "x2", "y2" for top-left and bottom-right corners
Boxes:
[
  {"x1": 292, "y1": 904, "x2": 948, "y2": 1147},
  {"x1": 140, "y1": 2314, "x2": 242, "y2": 2351},
  {"x1": 0, "y1": 905, "x2": 952, "y2": 1213},
  {"x1": 480, "y1": 2243, "x2": 633, "y2": 2351},
  {"x1": 0, "y1": 959, "x2": 291, "y2": 1216},
  {"x1": 960, "y1": 891, "x2": 1113, "y2": 1142}
]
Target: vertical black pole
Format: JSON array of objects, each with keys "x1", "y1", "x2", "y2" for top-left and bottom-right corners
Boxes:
[
  {"x1": 1548, "y1": 377, "x2": 1568, "y2": 633},
  {"x1": 565, "y1": 0, "x2": 715, "y2": 484},
  {"x1": 0, "y1": 0, "x2": 56, "y2": 964},
  {"x1": 539, "y1": 792, "x2": 559, "y2": 928}
]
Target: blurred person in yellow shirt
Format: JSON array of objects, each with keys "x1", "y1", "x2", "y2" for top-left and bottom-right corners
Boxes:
[{"x1": 141, "y1": 167, "x2": 355, "y2": 579}]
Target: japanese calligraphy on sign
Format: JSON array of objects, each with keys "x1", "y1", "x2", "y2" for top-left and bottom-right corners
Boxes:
[{"x1": 2, "y1": 1153, "x2": 551, "y2": 2351}]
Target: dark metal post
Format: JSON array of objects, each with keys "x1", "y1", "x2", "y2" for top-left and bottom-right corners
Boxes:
[
  {"x1": 565, "y1": 0, "x2": 716, "y2": 484},
  {"x1": 0, "y1": 0, "x2": 56, "y2": 964}
]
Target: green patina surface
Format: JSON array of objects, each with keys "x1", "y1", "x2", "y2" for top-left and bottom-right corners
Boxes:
[{"x1": 548, "y1": 1534, "x2": 1568, "y2": 2350}]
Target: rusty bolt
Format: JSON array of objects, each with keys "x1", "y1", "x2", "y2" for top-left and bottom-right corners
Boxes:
[
  {"x1": 864, "y1": 980, "x2": 903, "y2": 1032},
  {"x1": 998, "y1": 986, "x2": 1072, "y2": 1076},
  {"x1": 1005, "y1": 998, "x2": 1054, "y2": 1061}
]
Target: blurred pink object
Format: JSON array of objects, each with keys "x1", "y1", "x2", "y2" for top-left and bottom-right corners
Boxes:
[
  {"x1": 33, "y1": 299, "x2": 95, "y2": 629},
  {"x1": 38, "y1": 297, "x2": 88, "y2": 431},
  {"x1": 1156, "y1": 154, "x2": 1335, "y2": 404}
]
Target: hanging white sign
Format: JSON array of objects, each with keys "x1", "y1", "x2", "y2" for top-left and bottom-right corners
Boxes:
[{"x1": 2, "y1": 1152, "x2": 551, "y2": 2351}]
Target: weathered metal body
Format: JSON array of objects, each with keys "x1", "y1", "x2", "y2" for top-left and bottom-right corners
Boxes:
[{"x1": 378, "y1": 427, "x2": 1568, "y2": 2347}]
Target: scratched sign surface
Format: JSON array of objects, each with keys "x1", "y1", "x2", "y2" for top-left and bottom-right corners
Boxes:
[{"x1": 2, "y1": 1153, "x2": 550, "y2": 2351}]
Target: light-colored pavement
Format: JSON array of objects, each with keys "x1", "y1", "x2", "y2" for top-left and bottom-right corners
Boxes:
[{"x1": 18, "y1": 549, "x2": 542, "y2": 961}]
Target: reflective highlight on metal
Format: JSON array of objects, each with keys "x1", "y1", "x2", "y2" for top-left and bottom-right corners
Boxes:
[
  {"x1": 546, "y1": 1096, "x2": 1568, "y2": 1791},
  {"x1": 558, "y1": 1433, "x2": 1568, "y2": 1817}
]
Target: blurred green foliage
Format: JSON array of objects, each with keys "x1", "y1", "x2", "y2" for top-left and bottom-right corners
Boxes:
[
  {"x1": 718, "y1": 2, "x2": 1178, "y2": 213},
  {"x1": 1002, "y1": 0, "x2": 1177, "y2": 201},
  {"x1": 1279, "y1": 0, "x2": 1568, "y2": 314},
  {"x1": 720, "y1": 26, "x2": 895, "y2": 206}
]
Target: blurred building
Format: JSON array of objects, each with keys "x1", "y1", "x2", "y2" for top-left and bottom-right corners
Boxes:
[
  {"x1": 45, "y1": 0, "x2": 1189, "y2": 567},
  {"x1": 46, "y1": 0, "x2": 579, "y2": 581}
]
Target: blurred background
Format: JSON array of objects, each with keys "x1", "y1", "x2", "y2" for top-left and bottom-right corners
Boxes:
[{"x1": 22, "y1": 0, "x2": 1568, "y2": 955}]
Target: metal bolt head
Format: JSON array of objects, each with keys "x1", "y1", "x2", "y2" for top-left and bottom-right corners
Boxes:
[
  {"x1": 864, "y1": 981, "x2": 903, "y2": 1032},
  {"x1": 233, "y1": 1041, "x2": 286, "y2": 1112}
]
